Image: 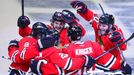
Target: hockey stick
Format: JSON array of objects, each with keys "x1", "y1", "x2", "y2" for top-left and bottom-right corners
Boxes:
[
  {"x1": 98, "y1": 3, "x2": 105, "y2": 15},
  {"x1": 22, "y1": 0, "x2": 24, "y2": 16},
  {"x1": 117, "y1": 46, "x2": 126, "y2": 61},
  {"x1": 1, "y1": 56, "x2": 10, "y2": 60},
  {"x1": 98, "y1": 2, "x2": 127, "y2": 62},
  {"x1": 95, "y1": 33, "x2": 134, "y2": 60}
]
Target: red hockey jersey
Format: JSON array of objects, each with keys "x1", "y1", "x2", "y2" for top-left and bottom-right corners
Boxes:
[
  {"x1": 62, "y1": 40, "x2": 122, "y2": 74},
  {"x1": 8, "y1": 46, "x2": 30, "y2": 72},
  {"x1": 39, "y1": 47, "x2": 86, "y2": 75},
  {"x1": 77, "y1": 9, "x2": 127, "y2": 61},
  {"x1": 8, "y1": 36, "x2": 86, "y2": 75},
  {"x1": 8, "y1": 36, "x2": 39, "y2": 72}
]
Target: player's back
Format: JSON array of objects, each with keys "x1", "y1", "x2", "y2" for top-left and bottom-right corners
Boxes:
[{"x1": 62, "y1": 40, "x2": 101, "y2": 58}]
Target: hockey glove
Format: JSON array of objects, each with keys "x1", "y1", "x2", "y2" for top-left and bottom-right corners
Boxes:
[
  {"x1": 8, "y1": 39, "x2": 19, "y2": 50},
  {"x1": 9, "y1": 68, "x2": 25, "y2": 75},
  {"x1": 17, "y1": 16, "x2": 30, "y2": 28},
  {"x1": 30, "y1": 59, "x2": 47, "y2": 75},
  {"x1": 37, "y1": 36, "x2": 56, "y2": 51},
  {"x1": 109, "y1": 31, "x2": 123, "y2": 44},
  {"x1": 121, "y1": 61, "x2": 132, "y2": 74},
  {"x1": 68, "y1": 21, "x2": 79, "y2": 28},
  {"x1": 70, "y1": 1, "x2": 88, "y2": 13},
  {"x1": 83, "y1": 55, "x2": 96, "y2": 68},
  {"x1": 49, "y1": 29, "x2": 59, "y2": 41}
]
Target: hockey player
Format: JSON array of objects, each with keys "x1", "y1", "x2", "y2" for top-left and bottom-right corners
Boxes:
[
  {"x1": 29, "y1": 37, "x2": 95, "y2": 75},
  {"x1": 70, "y1": 1, "x2": 131, "y2": 74},
  {"x1": 8, "y1": 22, "x2": 94, "y2": 75},
  {"x1": 8, "y1": 22, "x2": 49, "y2": 74},
  {"x1": 62, "y1": 26, "x2": 131, "y2": 74},
  {"x1": 17, "y1": 11, "x2": 86, "y2": 48},
  {"x1": 60, "y1": 9, "x2": 86, "y2": 47}
]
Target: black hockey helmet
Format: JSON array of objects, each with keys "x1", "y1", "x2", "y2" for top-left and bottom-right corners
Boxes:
[
  {"x1": 32, "y1": 22, "x2": 49, "y2": 38},
  {"x1": 99, "y1": 13, "x2": 114, "y2": 25},
  {"x1": 62, "y1": 10, "x2": 78, "y2": 23},
  {"x1": 68, "y1": 26, "x2": 82, "y2": 41},
  {"x1": 52, "y1": 12, "x2": 64, "y2": 22},
  {"x1": 17, "y1": 16, "x2": 30, "y2": 28}
]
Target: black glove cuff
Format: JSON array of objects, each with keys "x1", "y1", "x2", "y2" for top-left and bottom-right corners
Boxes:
[
  {"x1": 9, "y1": 42, "x2": 19, "y2": 47},
  {"x1": 8, "y1": 40, "x2": 19, "y2": 50},
  {"x1": 83, "y1": 55, "x2": 95, "y2": 68},
  {"x1": 30, "y1": 60, "x2": 42, "y2": 74},
  {"x1": 121, "y1": 61, "x2": 132, "y2": 74},
  {"x1": 38, "y1": 37, "x2": 56, "y2": 51}
]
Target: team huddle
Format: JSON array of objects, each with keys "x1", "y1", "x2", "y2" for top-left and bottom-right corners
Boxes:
[{"x1": 7, "y1": 1, "x2": 132, "y2": 75}]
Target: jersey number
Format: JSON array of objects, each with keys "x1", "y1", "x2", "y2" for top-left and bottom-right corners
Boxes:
[{"x1": 59, "y1": 53, "x2": 68, "y2": 59}]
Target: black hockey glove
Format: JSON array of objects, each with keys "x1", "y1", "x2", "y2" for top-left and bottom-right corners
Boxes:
[
  {"x1": 121, "y1": 61, "x2": 132, "y2": 74},
  {"x1": 109, "y1": 31, "x2": 123, "y2": 44},
  {"x1": 17, "y1": 16, "x2": 30, "y2": 28},
  {"x1": 70, "y1": 1, "x2": 88, "y2": 13},
  {"x1": 68, "y1": 21, "x2": 79, "y2": 28},
  {"x1": 49, "y1": 29, "x2": 59, "y2": 41},
  {"x1": 30, "y1": 59, "x2": 47, "y2": 75},
  {"x1": 9, "y1": 68, "x2": 25, "y2": 75},
  {"x1": 37, "y1": 36, "x2": 57, "y2": 51},
  {"x1": 8, "y1": 39, "x2": 19, "y2": 50},
  {"x1": 83, "y1": 55, "x2": 96, "y2": 68}
]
